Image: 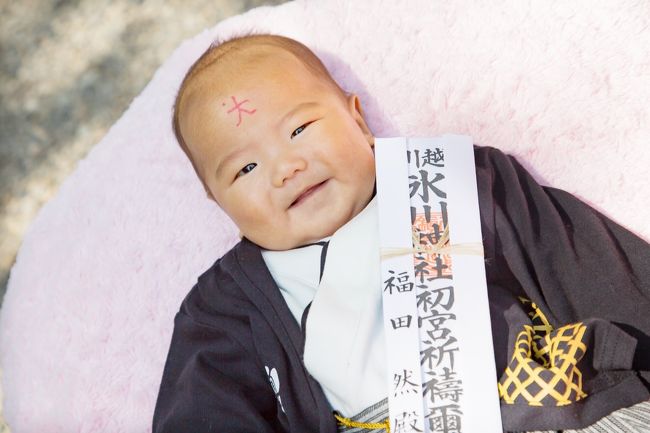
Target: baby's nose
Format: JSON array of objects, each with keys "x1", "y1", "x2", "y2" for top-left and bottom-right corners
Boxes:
[{"x1": 271, "y1": 152, "x2": 308, "y2": 187}]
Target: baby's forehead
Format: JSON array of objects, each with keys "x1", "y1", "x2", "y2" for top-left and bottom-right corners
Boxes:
[
  {"x1": 186, "y1": 52, "x2": 335, "y2": 120},
  {"x1": 196, "y1": 43, "x2": 296, "y2": 83},
  {"x1": 179, "y1": 40, "x2": 346, "y2": 147}
]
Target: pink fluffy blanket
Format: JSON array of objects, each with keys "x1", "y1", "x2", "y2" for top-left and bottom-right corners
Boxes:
[{"x1": 1, "y1": 1, "x2": 648, "y2": 431}]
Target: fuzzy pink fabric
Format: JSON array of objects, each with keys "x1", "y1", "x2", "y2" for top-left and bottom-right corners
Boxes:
[{"x1": 1, "y1": 1, "x2": 649, "y2": 431}]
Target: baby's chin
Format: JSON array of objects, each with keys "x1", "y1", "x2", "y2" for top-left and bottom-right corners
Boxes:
[
  {"x1": 246, "y1": 225, "x2": 339, "y2": 251},
  {"x1": 251, "y1": 233, "x2": 330, "y2": 251}
]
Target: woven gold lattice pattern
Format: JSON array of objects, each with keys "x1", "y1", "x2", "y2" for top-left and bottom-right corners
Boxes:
[{"x1": 498, "y1": 299, "x2": 588, "y2": 406}]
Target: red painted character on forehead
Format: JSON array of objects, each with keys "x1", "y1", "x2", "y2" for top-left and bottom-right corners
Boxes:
[{"x1": 223, "y1": 95, "x2": 257, "y2": 127}]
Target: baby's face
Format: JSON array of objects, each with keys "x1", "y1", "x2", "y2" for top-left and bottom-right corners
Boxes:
[{"x1": 179, "y1": 46, "x2": 376, "y2": 250}]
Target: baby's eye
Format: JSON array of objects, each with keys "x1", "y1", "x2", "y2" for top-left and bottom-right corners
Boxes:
[
  {"x1": 291, "y1": 122, "x2": 310, "y2": 139},
  {"x1": 236, "y1": 163, "x2": 257, "y2": 178}
]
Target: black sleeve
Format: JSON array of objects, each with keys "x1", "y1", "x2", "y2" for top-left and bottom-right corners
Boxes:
[
  {"x1": 476, "y1": 146, "x2": 650, "y2": 334},
  {"x1": 152, "y1": 294, "x2": 284, "y2": 433},
  {"x1": 476, "y1": 146, "x2": 650, "y2": 431}
]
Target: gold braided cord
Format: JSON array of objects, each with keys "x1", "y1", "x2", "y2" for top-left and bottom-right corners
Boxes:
[
  {"x1": 334, "y1": 413, "x2": 390, "y2": 432},
  {"x1": 380, "y1": 224, "x2": 484, "y2": 259},
  {"x1": 517, "y1": 297, "x2": 554, "y2": 363}
]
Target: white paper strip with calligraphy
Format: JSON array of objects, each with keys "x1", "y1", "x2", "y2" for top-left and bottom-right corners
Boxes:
[
  {"x1": 375, "y1": 136, "x2": 502, "y2": 433},
  {"x1": 376, "y1": 137, "x2": 427, "y2": 433}
]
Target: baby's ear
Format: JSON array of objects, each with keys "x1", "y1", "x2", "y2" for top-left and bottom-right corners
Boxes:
[{"x1": 347, "y1": 94, "x2": 375, "y2": 148}]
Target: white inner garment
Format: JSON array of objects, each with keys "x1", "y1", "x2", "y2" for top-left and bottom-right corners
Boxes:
[
  {"x1": 262, "y1": 241, "x2": 326, "y2": 323},
  {"x1": 262, "y1": 197, "x2": 387, "y2": 416}
]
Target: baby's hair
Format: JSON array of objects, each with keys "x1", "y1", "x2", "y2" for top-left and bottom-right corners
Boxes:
[{"x1": 172, "y1": 33, "x2": 346, "y2": 201}]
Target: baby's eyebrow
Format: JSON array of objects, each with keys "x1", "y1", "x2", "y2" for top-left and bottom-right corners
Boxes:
[
  {"x1": 215, "y1": 147, "x2": 245, "y2": 179},
  {"x1": 280, "y1": 102, "x2": 319, "y2": 125}
]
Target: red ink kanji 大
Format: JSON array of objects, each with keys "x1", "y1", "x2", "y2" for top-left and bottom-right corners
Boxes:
[{"x1": 226, "y1": 96, "x2": 257, "y2": 127}]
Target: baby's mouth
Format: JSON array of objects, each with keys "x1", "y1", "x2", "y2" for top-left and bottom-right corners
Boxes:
[{"x1": 290, "y1": 180, "x2": 328, "y2": 208}]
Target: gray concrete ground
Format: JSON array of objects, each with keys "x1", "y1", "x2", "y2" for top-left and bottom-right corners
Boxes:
[
  {"x1": 0, "y1": 0, "x2": 289, "y2": 302},
  {"x1": 0, "y1": 0, "x2": 288, "y2": 430}
]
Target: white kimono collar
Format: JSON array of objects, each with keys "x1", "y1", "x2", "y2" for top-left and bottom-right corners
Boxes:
[{"x1": 303, "y1": 197, "x2": 387, "y2": 417}]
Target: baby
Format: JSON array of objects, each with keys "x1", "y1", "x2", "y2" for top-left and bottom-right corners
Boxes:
[{"x1": 153, "y1": 35, "x2": 650, "y2": 433}]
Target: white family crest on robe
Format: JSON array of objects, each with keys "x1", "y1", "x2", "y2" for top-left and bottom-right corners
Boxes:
[{"x1": 265, "y1": 365, "x2": 285, "y2": 414}]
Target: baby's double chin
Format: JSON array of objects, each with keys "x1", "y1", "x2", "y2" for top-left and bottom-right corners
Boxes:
[
  {"x1": 262, "y1": 228, "x2": 331, "y2": 251},
  {"x1": 252, "y1": 231, "x2": 306, "y2": 251}
]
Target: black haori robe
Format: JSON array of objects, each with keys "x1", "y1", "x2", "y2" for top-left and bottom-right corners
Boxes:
[{"x1": 153, "y1": 146, "x2": 650, "y2": 433}]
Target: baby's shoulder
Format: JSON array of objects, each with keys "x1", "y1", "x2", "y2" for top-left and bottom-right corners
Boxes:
[{"x1": 180, "y1": 240, "x2": 258, "y2": 324}]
